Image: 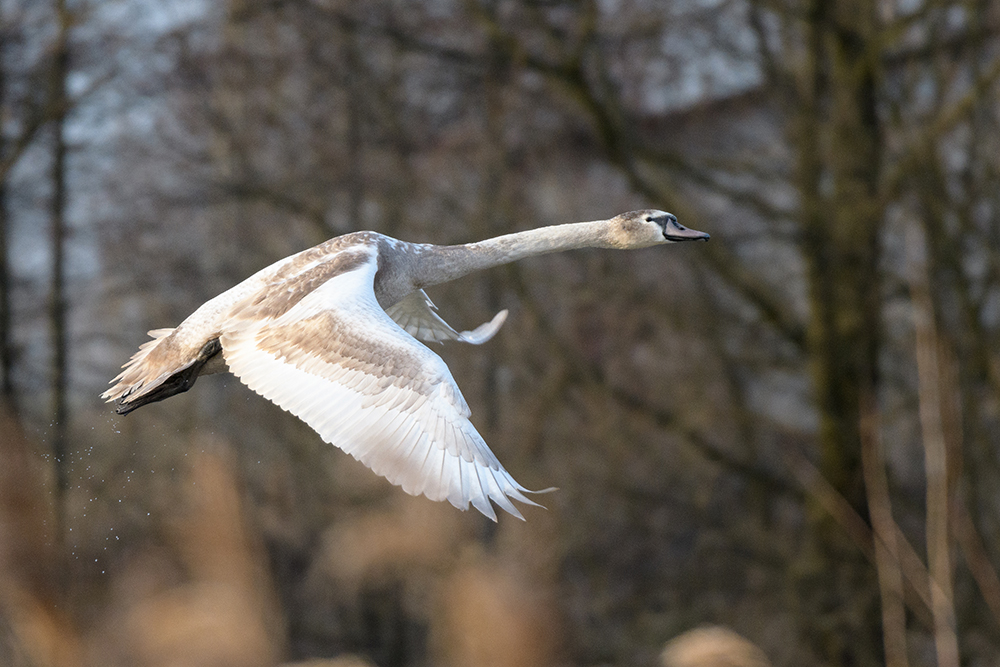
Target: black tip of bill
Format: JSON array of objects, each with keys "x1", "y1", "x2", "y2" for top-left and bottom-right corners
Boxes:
[{"x1": 663, "y1": 216, "x2": 710, "y2": 242}]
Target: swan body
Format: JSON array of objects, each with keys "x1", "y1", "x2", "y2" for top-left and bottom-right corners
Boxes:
[{"x1": 103, "y1": 210, "x2": 709, "y2": 520}]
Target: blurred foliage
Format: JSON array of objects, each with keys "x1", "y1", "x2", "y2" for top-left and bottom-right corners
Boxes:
[{"x1": 2, "y1": 0, "x2": 1000, "y2": 666}]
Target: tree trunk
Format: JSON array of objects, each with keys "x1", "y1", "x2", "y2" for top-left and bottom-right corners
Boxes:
[
  {"x1": 795, "y1": 0, "x2": 884, "y2": 663},
  {"x1": 0, "y1": 15, "x2": 13, "y2": 409},
  {"x1": 49, "y1": 0, "x2": 71, "y2": 534}
]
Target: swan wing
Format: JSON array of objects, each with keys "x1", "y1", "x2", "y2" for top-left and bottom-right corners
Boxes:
[
  {"x1": 385, "y1": 289, "x2": 507, "y2": 345},
  {"x1": 220, "y1": 247, "x2": 536, "y2": 520}
]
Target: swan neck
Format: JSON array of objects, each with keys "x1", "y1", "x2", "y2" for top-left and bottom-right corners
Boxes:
[{"x1": 415, "y1": 220, "x2": 614, "y2": 287}]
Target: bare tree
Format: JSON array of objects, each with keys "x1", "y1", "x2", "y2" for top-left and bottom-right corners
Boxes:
[{"x1": 48, "y1": 0, "x2": 72, "y2": 546}]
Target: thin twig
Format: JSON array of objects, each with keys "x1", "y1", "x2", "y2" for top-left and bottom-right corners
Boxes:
[
  {"x1": 906, "y1": 219, "x2": 960, "y2": 667},
  {"x1": 786, "y1": 449, "x2": 936, "y2": 625},
  {"x1": 859, "y1": 393, "x2": 909, "y2": 667}
]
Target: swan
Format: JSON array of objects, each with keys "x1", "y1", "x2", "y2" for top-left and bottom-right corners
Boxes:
[{"x1": 103, "y1": 210, "x2": 709, "y2": 520}]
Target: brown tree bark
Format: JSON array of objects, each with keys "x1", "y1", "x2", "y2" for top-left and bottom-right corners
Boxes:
[
  {"x1": 0, "y1": 11, "x2": 13, "y2": 409},
  {"x1": 794, "y1": 0, "x2": 884, "y2": 663},
  {"x1": 49, "y1": 0, "x2": 71, "y2": 541}
]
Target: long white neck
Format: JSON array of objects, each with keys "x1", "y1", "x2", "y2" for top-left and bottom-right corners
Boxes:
[{"x1": 412, "y1": 220, "x2": 617, "y2": 289}]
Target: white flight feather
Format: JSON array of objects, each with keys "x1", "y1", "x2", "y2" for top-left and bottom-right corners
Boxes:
[
  {"x1": 219, "y1": 248, "x2": 538, "y2": 520},
  {"x1": 385, "y1": 289, "x2": 508, "y2": 345}
]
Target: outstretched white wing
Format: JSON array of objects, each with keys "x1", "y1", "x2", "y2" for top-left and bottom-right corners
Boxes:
[
  {"x1": 220, "y1": 246, "x2": 537, "y2": 520},
  {"x1": 385, "y1": 289, "x2": 508, "y2": 344}
]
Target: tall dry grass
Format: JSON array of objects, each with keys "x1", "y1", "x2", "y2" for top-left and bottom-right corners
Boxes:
[
  {"x1": 431, "y1": 551, "x2": 562, "y2": 667},
  {"x1": 0, "y1": 413, "x2": 283, "y2": 667},
  {"x1": 660, "y1": 626, "x2": 771, "y2": 667},
  {"x1": 0, "y1": 406, "x2": 83, "y2": 667},
  {"x1": 87, "y1": 443, "x2": 283, "y2": 667}
]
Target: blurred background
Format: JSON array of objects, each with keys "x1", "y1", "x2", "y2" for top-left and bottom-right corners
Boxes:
[{"x1": 1, "y1": 0, "x2": 999, "y2": 665}]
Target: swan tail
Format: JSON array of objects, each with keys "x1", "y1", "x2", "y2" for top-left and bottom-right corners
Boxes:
[{"x1": 101, "y1": 329, "x2": 220, "y2": 413}]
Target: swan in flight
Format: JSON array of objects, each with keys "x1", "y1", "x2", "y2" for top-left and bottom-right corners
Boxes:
[{"x1": 103, "y1": 210, "x2": 709, "y2": 520}]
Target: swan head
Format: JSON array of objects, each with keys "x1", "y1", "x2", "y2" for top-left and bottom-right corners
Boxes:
[{"x1": 609, "y1": 210, "x2": 710, "y2": 248}]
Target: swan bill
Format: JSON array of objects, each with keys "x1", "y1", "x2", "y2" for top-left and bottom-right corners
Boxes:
[{"x1": 658, "y1": 214, "x2": 710, "y2": 242}]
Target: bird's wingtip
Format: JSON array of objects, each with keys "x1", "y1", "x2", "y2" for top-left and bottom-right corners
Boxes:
[{"x1": 457, "y1": 308, "x2": 509, "y2": 345}]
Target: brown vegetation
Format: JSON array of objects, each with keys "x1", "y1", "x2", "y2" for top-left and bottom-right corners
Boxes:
[{"x1": 660, "y1": 626, "x2": 770, "y2": 667}]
